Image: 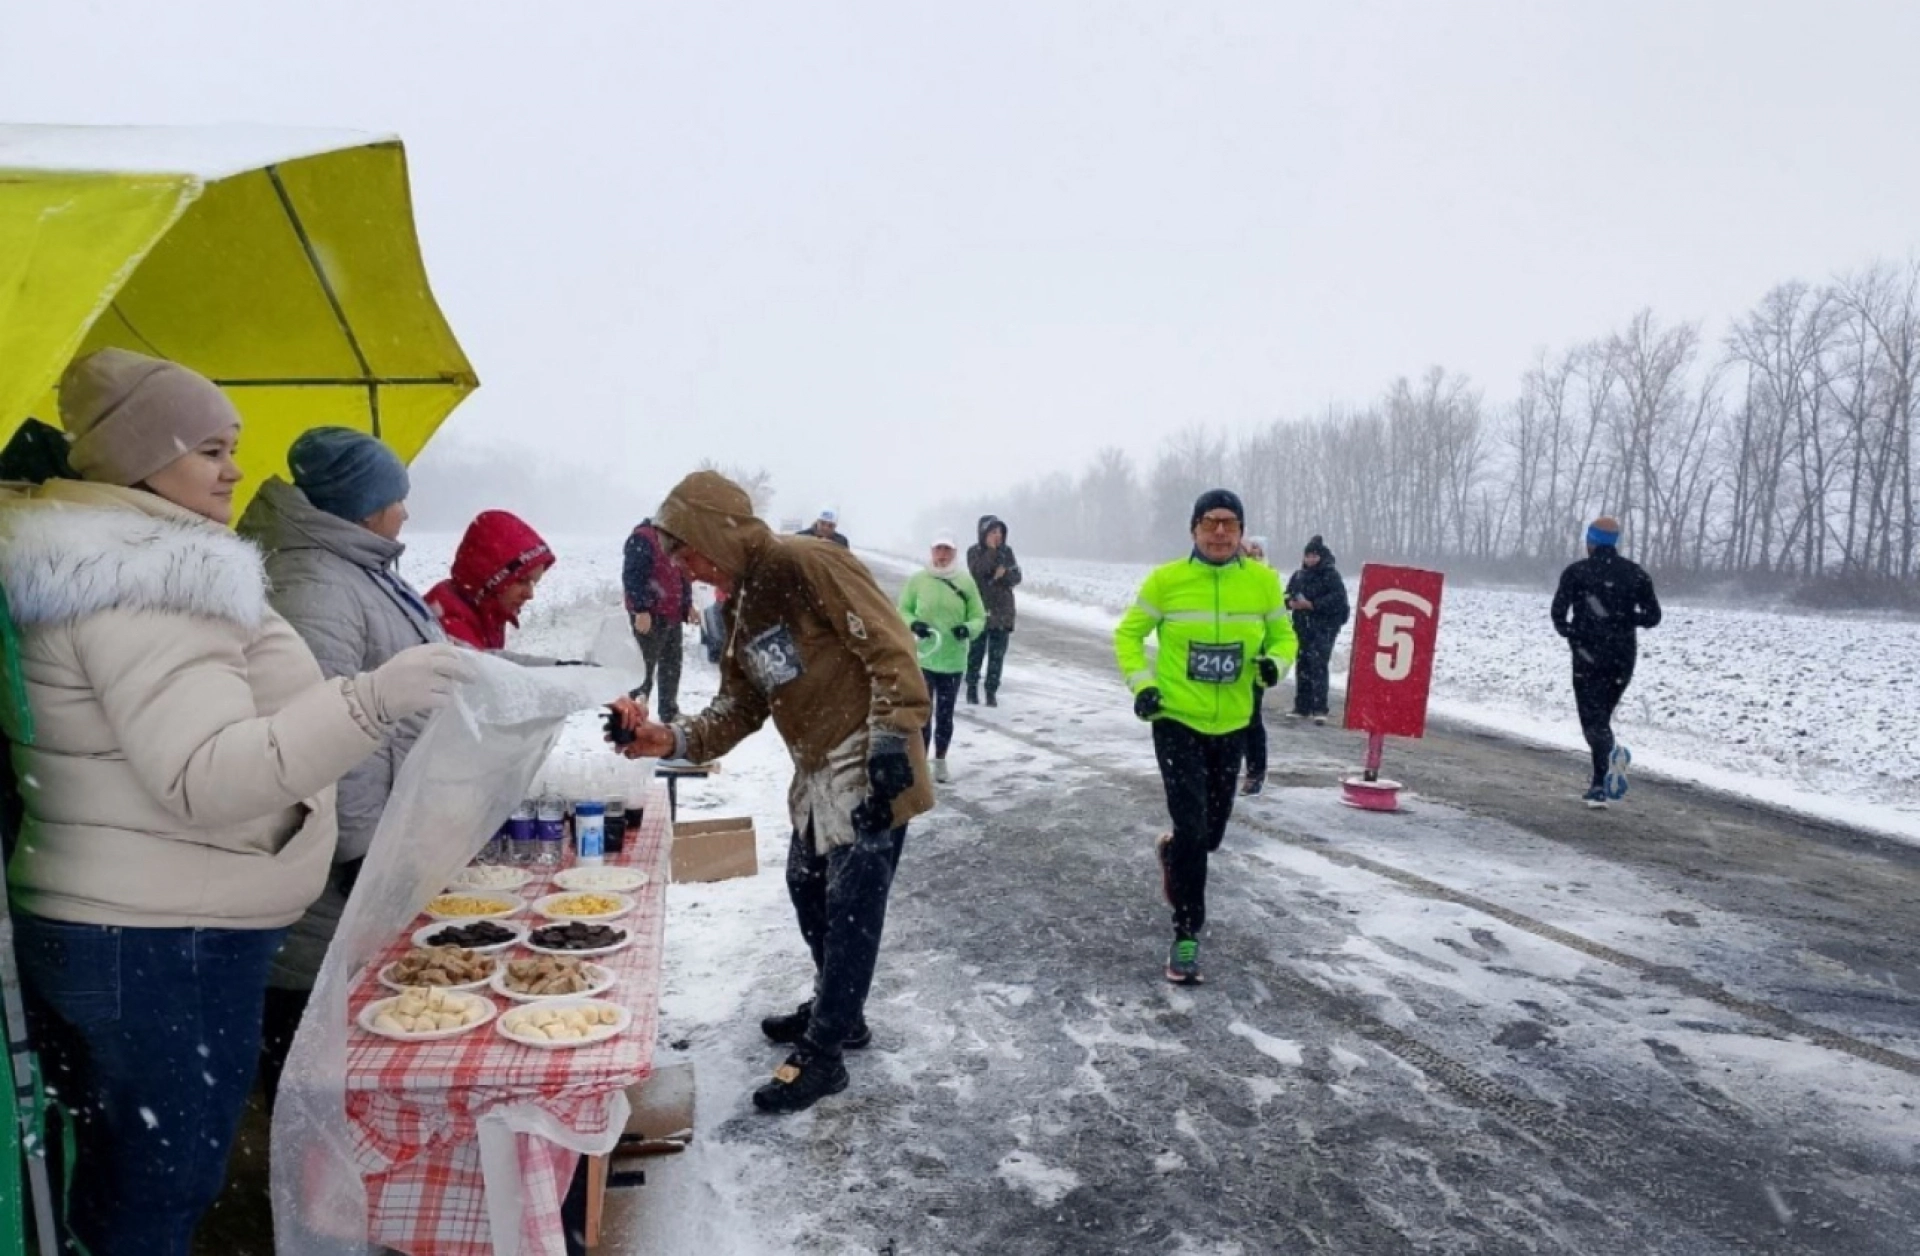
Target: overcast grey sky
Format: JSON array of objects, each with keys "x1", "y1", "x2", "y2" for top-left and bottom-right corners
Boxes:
[{"x1": 5, "y1": 1, "x2": 1918, "y2": 542}]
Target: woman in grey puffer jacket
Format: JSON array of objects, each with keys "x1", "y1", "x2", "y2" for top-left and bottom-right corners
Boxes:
[{"x1": 236, "y1": 427, "x2": 442, "y2": 1103}]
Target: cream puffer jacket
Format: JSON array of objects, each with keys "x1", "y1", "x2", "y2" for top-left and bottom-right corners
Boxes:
[{"x1": 0, "y1": 481, "x2": 388, "y2": 930}]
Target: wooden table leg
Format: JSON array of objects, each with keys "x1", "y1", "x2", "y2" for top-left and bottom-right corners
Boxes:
[{"x1": 585, "y1": 1153, "x2": 609, "y2": 1249}]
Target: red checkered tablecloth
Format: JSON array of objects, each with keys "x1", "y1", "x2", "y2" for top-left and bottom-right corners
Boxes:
[{"x1": 346, "y1": 784, "x2": 671, "y2": 1256}]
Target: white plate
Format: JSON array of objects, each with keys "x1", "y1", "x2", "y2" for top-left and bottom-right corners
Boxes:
[
  {"x1": 357, "y1": 991, "x2": 497, "y2": 1042},
  {"x1": 489, "y1": 961, "x2": 618, "y2": 1003},
  {"x1": 521, "y1": 924, "x2": 634, "y2": 959},
  {"x1": 531, "y1": 891, "x2": 636, "y2": 924},
  {"x1": 495, "y1": 998, "x2": 631, "y2": 1049},
  {"x1": 421, "y1": 894, "x2": 522, "y2": 922},
  {"x1": 553, "y1": 866, "x2": 650, "y2": 894},
  {"x1": 411, "y1": 920, "x2": 528, "y2": 954},
  {"x1": 447, "y1": 866, "x2": 534, "y2": 892},
  {"x1": 378, "y1": 952, "x2": 501, "y2": 994}
]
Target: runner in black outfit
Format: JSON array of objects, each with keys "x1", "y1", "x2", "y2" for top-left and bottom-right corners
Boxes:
[{"x1": 1550, "y1": 514, "x2": 1661, "y2": 808}]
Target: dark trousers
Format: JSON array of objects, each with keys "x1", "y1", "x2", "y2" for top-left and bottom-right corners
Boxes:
[
  {"x1": 785, "y1": 822, "x2": 908, "y2": 1058},
  {"x1": 921, "y1": 669, "x2": 961, "y2": 756},
  {"x1": 633, "y1": 621, "x2": 684, "y2": 721},
  {"x1": 964, "y1": 628, "x2": 1011, "y2": 697},
  {"x1": 1152, "y1": 720, "x2": 1243, "y2": 934},
  {"x1": 259, "y1": 984, "x2": 311, "y2": 1114},
  {"x1": 1293, "y1": 628, "x2": 1338, "y2": 715},
  {"x1": 1244, "y1": 685, "x2": 1268, "y2": 780},
  {"x1": 1572, "y1": 646, "x2": 1636, "y2": 787},
  {"x1": 14, "y1": 914, "x2": 286, "y2": 1256}
]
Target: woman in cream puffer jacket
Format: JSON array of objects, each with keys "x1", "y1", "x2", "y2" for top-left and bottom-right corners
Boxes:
[{"x1": 0, "y1": 349, "x2": 470, "y2": 1256}]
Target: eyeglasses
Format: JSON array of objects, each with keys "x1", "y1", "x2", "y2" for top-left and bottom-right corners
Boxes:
[{"x1": 1196, "y1": 514, "x2": 1242, "y2": 533}]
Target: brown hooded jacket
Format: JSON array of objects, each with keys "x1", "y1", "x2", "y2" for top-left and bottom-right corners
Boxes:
[{"x1": 657, "y1": 472, "x2": 934, "y2": 851}]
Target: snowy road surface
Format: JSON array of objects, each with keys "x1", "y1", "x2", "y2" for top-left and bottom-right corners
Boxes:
[{"x1": 401, "y1": 537, "x2": 1920, "y2": 1254}]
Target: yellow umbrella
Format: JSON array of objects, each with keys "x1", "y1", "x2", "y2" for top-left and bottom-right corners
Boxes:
[{"x1": 0, "y1": 124, "x2": 477, "y2": 506}]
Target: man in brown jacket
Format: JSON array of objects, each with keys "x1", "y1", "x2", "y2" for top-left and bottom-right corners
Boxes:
[{"x1": 612, "y1": 471, "x2": 933, "y2": 1113}]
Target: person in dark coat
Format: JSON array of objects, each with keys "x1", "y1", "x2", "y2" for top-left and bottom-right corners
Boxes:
[
  {"x1": 1284, "y1": 535, "x2": 1351, "y2": 722},
  {"x1": 624, "y1": 518, "x2": 695, "y2": 721},
  {"x1": 797, "y1": 507, "x2": 851, "y2": 548},
  {"x1": 964, "y1": 515, "x2": 1022, "y2": 705},
  {"x1": 1551, "y1": 515, "x2": 1661, "y2": 808}
]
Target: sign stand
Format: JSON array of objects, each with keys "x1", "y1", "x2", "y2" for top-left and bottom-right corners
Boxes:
[{"x1": 1339, "y1": 564, "x2": 1445, "y2": 813}]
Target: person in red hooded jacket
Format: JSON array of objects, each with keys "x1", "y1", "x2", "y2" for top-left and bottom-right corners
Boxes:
[{"x1": 424, "y1": 511, "x2": 556, "y2": 650}]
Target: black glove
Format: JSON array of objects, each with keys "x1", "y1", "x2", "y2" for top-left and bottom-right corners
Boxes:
[
  {"x1": 1133, "y1": 687, "x2": 1162, "y2": 720},
  {"x1": 910, "y1": 621, "x2": 933, "y2": 639},
  {"x1": 952, "y1": 624, "x2": 971, "y2": 641},
  {"x1": 604, "y1": 705, "x2": 637, "y2": 747},
  {"x1": 852, "y1": 734, "x2": 914, "y2": 833},
  {"x1": 331, "y1": 857, "x2": 365, "y2": 898},
  {"x1": 1257, "y1": 657, "x2": 1280, "y2": 688}
]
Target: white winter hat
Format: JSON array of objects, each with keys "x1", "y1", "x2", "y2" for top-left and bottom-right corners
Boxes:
[
  {"x1": 817, "y1": 507, "x2": 838, "y2": 523},
  {"x1": 931, "y1": 533, "x2": 956, "y2": 550}
]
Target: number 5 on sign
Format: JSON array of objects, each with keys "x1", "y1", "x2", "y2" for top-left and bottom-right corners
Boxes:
[{"x1": 1343, "y1": 565, "x2": 1445, "y2": 739}]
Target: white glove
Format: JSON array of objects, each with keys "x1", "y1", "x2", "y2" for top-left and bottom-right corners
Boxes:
[{"x1": 353, "y1": 643, "x2": 475, "y2": 725}]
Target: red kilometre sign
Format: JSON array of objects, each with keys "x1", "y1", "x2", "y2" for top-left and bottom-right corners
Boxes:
[{"x1": 1342, "y1": 564, "x2": 1445, "y2": 739}]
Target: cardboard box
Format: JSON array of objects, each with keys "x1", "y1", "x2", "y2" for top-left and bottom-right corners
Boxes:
[{"x1": 670, "y1": 816, "x2": 758, "y2": 883}]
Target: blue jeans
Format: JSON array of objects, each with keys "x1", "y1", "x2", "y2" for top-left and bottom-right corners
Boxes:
[{"x1": 12, "y1": 913, "x2": 286, "y2": 1256}]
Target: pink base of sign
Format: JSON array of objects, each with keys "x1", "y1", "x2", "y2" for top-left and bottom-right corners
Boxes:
[{"x1": 1339, "y1": 777, "x2": 1404, "y2": 812}]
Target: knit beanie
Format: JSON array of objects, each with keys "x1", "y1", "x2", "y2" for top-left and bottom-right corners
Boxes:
[
  {"x1": 1587, "y1": 515, "x2": 1621, "y2": 547},
  {"x1": 59, "y1": 349, "x2": 242, "y2": 487},
  {"x1": 1190, "y1": 488, "x2": 1245, "y2": 530},
  {"x1": 289, "y1": 427, "x2": 411, "y2": 521},
  {"x1": 1303, "y1": 534, "x2": 1332, "y2": 560}
]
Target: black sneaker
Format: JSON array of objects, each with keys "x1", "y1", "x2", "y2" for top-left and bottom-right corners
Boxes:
[
  {"x1": 760, "y1": 1001, "x2": 870, "y2": 1050},
  {"x1": 985, "y1": 692, "x2": 998, "y2": 707},
  {"x1": 1165, "y1": 931, "x2": 1203, "y2": 985},
  {"x1": 965, "y1": 687, "x2": 979, "y2": 705},
  {"x1": 752, "y1": 1048, "x2": 850, "y2": 1114}
]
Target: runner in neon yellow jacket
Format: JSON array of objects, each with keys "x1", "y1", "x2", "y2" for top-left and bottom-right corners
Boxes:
[
  {"x1": 1115, "y1": 488, "x2": 1297, "y2": 987},
  {"x1": 1114, "y1": 547, "x2": 1297, "y2": 735}
]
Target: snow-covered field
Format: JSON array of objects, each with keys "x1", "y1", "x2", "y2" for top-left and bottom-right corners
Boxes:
[{"x1": 1010, "y1": 555, "x2": 1920, "y2": 845}]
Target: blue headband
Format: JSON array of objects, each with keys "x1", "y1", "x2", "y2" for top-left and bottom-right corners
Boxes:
[{"x1": 1587, "y1": 523, "x2": 1619, "y2": 547}]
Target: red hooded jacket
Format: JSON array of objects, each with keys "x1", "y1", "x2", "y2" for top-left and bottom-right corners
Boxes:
[{"x1": 425, "y1": 511, "x2": 555, "y2": 650}]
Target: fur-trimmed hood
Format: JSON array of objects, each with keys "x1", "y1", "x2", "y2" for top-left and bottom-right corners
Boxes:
[{"x1": 0, "y1": 481, "x2": 269, "y2": 629}]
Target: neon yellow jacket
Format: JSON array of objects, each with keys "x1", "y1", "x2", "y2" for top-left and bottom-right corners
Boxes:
[{"x1": 1114, "y1": 554, "x2": 1297, "y2": 736}]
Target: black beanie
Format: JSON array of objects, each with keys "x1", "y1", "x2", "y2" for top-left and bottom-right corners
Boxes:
[
  {"x1": 1190, "y1": 488, "x2": 1245, "y2": 530},
  {"x1": 1304, "y1": 534, "x2": 1329, "y2": 558}
]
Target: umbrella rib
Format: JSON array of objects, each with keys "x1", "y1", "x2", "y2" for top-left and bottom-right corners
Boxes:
[
  {"x1": 210, "y1": 375, "x2": 469, "y2": 388},
  {"x1": 265, "y1": 165, "x2": 383, "y2": 438}
]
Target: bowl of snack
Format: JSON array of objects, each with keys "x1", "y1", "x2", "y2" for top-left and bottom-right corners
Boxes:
[
  {"x1": 491, "y1": 955, "x2": 618, "y2": 1002},
  {"x1": 531, "y1": 892, "x2": 635, "y2": 924},
  {"x1": 496, "y1": 998, "x2": 630, "y2": 1049},
  {"x1": 422, "y1": 892, "x2": 521, "y2": 922},
  {"x1": 523, "y1": 922, "x2": 632, "y2": 958},
  {"x1": 379, "y1": 947, "x2": 499, "y2": 993},
  {"x1": 412, "y1": 919, "x2": 527, "y2": 953},
  {"x1": 553, "y1": 866, "x2": 649, "y2": 894},
  {"x1": 448, "y1": 865, "x2": 535, "y2": 893},
  {"x1": 358, "y1": 987, "x2": 497, "y2": 1041}
]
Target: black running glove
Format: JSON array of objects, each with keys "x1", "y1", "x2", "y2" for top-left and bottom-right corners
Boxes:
[
  {"x1": 1133, "y1": 687, "x2": 1163, "y2": 720},
  {"x1": 1257, "y1": 657, "x2": 1281, "y2": 688},
  {"x1": 910, "y1": 621, "x2": 933, "y2": 639},
  {"x1": 952, "y1": 624, "x2": 971, "y2": 641},
  {"x1": 852, "y1": 733, "x2": 915, "y2": 833}
]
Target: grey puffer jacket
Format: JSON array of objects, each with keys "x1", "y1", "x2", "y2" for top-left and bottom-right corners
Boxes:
[{"x1": 237, "y1": 479, "x2": 441, "y2": 988}]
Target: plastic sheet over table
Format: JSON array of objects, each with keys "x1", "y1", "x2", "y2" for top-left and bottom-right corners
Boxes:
[{"x1": 270, "y1": 653, "x2": 639, "y2": 1255}]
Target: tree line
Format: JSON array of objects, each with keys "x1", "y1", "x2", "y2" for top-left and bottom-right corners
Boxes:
[{"x1": 920, "y1": 259, "x2": 1920, "y2": 605}]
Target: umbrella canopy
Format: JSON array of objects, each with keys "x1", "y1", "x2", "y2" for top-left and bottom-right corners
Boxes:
[{"x1": 0, "y1": 124, "x2": 477, "y2": 506}]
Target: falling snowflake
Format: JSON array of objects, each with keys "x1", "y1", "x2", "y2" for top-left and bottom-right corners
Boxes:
[{"x1": 138, "y1": 1107, "x2": 159, "y2": 1130}]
